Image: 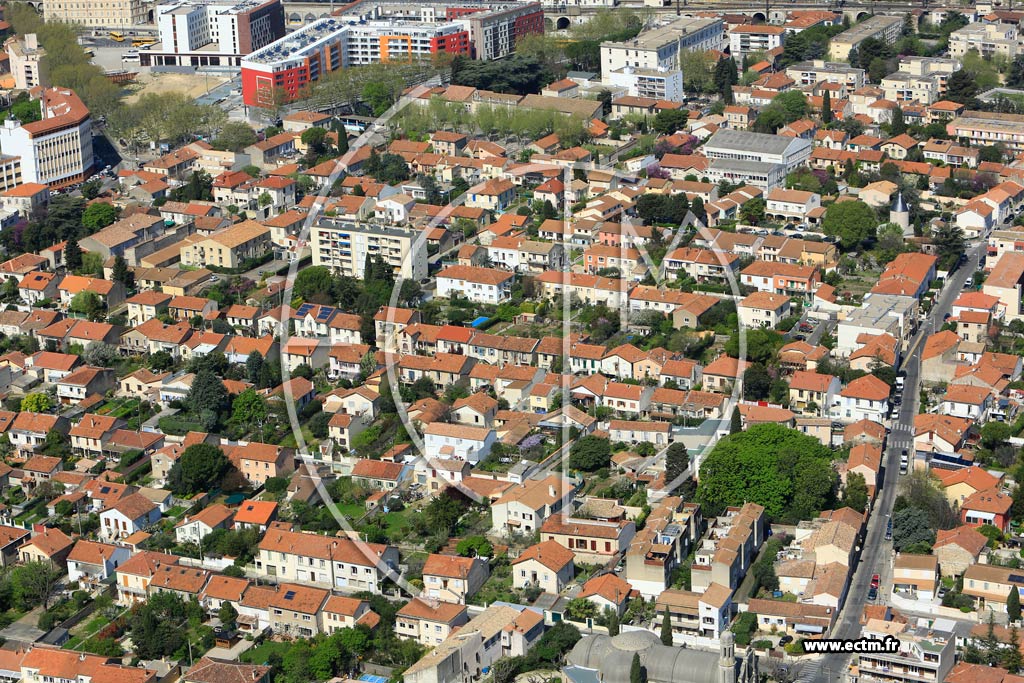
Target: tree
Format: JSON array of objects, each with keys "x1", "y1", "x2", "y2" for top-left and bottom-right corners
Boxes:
[
  {"x1": 64, "y1": 238, "x2": 82, "y2": 272},
  {"x1": 219, "y1": 601, "x2": 238, "y2": 629},
  {"x1": 246, "y1": 351, "x2": 264, "y2": 384},
  {"x1": 167, "y1": 443, "x2": 231, "y2": 495},
  {"x1": 821, "y1": 89, "x2": 832, "y2": 124},
  {"x1": 70, "y1": 290, "x2": 104, "y2": 320},
  {"x1": 891, "y1": 506, "x2": 936, "y2": 551},
  {"x1": 187, "y1": 368, "x2": 230, "y2": 426},
  {"x1": 213, "y1": 121, "x2": 258, "y2": 152},
  {"x1": 729, "y1": 406, "x2": 741, "y2": 434},
  {"x1": 1006, "y1": 626, "x2": 1023, "y2": 673},
  {"x1": 821, "y1": 200, "x2": 877, "y2": 250},
  {"x1": 10, "y1": 561, "x2": 62, "y2": 610},
  {"x1": 660, "y1": 609, "x2": 672, "y2": 645},
  {"x1": 1010, "y1": 587, "x2": 1022, "y2": 623},
  {"x1": 876, "y1": 222, "x2": 906, "y2": 261},
  {"x1": 21, "y1": 393, "x2": 51, "y2": 413},
  {"x1": 739, "y1": 197, "x2": 765, "y2": 225},
  {"x1": 231, "y1": 389, "x2": 268, "y2": 426},
  {"x1": 456, "y1": 536, "x2": 493, "y2": 557},
  {"x1": 947, "y1": 69, "x2": 979, "y2": 106},
  {"x1": 652, "y1": 109, "x2": 689, "y2": 135},
  {"x1": 743, "y1": 363, "x2": 772, "y2": 401},
  {"x1": 664, "y1": 443, "x2": 689, "y2": 491},
  {"x1": 933, "y1": 223, "x2": 965, "y2": 271},
  {"x1": 890, "y1": 106, "x2": 906, "y2": 135},
  {"x1": 81, "y1": 202, "x2": 118, "y2": 232},
  {"x1": 112, "y1": 255, "x2": 134, "y2": 289},
  {"x1": 697, "y1": 424, "x2": 837, "y2": 520},
  {"x1": 843, "y1": 471, "x2": 869, "y2": 513},
  {"x1": 424, "y1": 492, "x2": 468, "y2": 537},
  {"x1": 569, "y1": 435, "x2": 611, "y2": 472},
  {"x1": 83, "y1": 342, "x2": 118, "y2": 367},
  {"x1": 629, "y1": 653, "x2": 646, "y2": 683}
]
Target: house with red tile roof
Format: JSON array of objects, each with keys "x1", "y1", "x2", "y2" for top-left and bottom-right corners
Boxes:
[
  {"x1": 421, "y1": 553, "x2": 490, "y2": 604},
  {"x1": 832, "y1": 375, "x2": 890, "y2": 423},
  {"x1": 511, "y1": 540, "x2": 575, "y2": 594},
  {"x1": 396, "y1": 597, "x2": 469, "y2": 647},
  {"x1": 962, "y1": 487, "x2": 1014, "y2": 532}
]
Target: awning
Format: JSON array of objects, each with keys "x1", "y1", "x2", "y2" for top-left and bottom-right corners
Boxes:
[{"x1": 795, "y1": 624, "x2": 826, "y2": 634}]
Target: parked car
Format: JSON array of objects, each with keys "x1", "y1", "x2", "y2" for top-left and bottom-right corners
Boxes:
[
  {"x1": 871, "y1": 574, "x2": 880, "y2": 589},
  {"x1": 867, "y1": 587, "x2": 878, "y2": 601}
]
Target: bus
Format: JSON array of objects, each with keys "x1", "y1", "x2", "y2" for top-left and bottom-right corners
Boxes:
[
  {"x1": 132, "y1": 39, "x2": 156, "y2": 47},
  {"x1": 109, "y1": 31, "x2": 125, "y2": 42}
]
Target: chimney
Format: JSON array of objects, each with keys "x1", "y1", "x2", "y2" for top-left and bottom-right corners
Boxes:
[{"x1": 548, "y1": 485, "x2": 556, "y2": 498}]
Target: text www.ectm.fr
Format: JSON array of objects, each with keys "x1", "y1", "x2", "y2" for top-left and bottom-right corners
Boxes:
[{"x1": 801, "y1": 636, "x2": 901, "y2": 654}]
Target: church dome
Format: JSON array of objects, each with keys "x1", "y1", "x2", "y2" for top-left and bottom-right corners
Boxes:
[{"x1": 609, "y1": 629, "x2": 661, "y2": 652}]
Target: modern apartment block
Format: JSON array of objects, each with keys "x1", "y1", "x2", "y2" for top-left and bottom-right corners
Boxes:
[
  {"x1": 850, "y1": 618, "x2": 956, "y2": 683},
  {"x1": 5, "y1": 34, "x2": 44, "y2": 91},
  {"x1": 949, "y1": 22, "x2": 1018, "y2": 60},
  {"x1": 600, "y1": 17, "x2": 725, "y2": 75},
  {"x1": 312, "y1": 219, "x2": 428, "y2": 282},
  {"x1": 43, "y1": 0, "x2": 148, "y2": 28},
  {"x1": 828, "y1": 15, "x2": 902, "y2": 62},
  {"x1": 0, "y1": 88, "x2": 94, "y2": 188},
  {"x1": 947, "y1": 110, "x2": 1024, "y2": 153},
  {"x1": 145, "y1": 0, "x2": 286, "y2": 67},
  {"x1": 785, "y1": 60, "x2": 865, "y2": 90},
  {"x1": 241, "y1": 1, "x2": 541, "y2": 106}
]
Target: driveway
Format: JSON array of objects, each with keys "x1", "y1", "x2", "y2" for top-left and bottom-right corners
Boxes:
[{"x1": 0, "y1": 608, "x2": 45, "y2": 644}]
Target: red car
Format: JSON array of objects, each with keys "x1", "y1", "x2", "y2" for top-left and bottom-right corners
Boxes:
[{"x1": 871, "y1": 574, "x2": 880, "y2": 589}]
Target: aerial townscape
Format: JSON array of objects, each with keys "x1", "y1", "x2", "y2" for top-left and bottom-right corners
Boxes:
[{"x1": 3, "y1": 1, "x2": 1024, "y2": 683}]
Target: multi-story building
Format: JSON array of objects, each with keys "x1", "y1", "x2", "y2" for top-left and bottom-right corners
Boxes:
[
  {"x1": 703, "y1": 129, "x2": 812, "y2": 173},
  {"x1": 606, "y1": 67, "x2": 684, "y2": 102},
  {"x1": 179, "y1": 220, "x2": 271, "y2": 269},
  {"x1": 43, "y1": 0, "x2": 148, "y2": 28},
  {"x1": 255, "y1": 528, "x2": 399, "y2": 593},
  {"x1": 340, "y1": 0, "x2": 543, "y2": 61},
  {"x1": 0, "y1": 88, "x2": 94, "y2": 187},
  {"x1": 947, "y1": 110, "x2": 1024, "y2": 153},
  {"x1": 949, "y1": 22, "x2": 1018, "y2": 60},
  {"x1": 850, "y1": 618, "x2": 955, "y2": 683},
  {"x1": 145, "y1": 0, "x2": 286, "y2": 67},
  {"x1": 5, "y1": 34, "x2": 44, "y2": 90},
  {"x1": 829, "y1": 15, "x2": 902, "y2": 62},
  {"x1": 600, "y1": 17, "x2": 725, "y2": 75},
  {"x1": 784, "y1": 60, "x2": 865, "y2": 90},
  {"x1": 729, "y1": 25, "x2": 786, "y2": 60},
  {"x1": 312, "y1": 220, "x2": 428, "y2": 282},
  {"x1": 241, "y1": 1, "x2": 541, "y2": 106}
]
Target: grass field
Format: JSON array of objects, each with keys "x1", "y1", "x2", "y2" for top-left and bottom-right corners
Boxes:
[{"x1": 240, "y1": 641, "x2": 294, "y2": 665}]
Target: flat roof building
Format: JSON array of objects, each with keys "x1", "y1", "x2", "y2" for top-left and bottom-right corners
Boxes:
[{"x1": 829, "y1": 15, "x2": 902, "y2": 62}]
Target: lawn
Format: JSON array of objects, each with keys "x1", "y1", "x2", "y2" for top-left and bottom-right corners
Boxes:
[
  {"x1": 331, "y1": 502, "x2": 365, "y2": 520},
  {"x1": 240, "y1": 641, "x2": 295, "y2": 665}
]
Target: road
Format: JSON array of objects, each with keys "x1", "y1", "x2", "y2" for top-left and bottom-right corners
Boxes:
[{"x1": 796, "y1": 241, "x2": 984, "y2": 683}]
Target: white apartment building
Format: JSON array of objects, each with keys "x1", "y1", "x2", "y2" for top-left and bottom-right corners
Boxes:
[
  {"x1": 949, "y1": 22, "x2": 1018, "y2": 60},
  {"x1": 312, "y1": 220, "x2": 428, "y2": 282},
  {"x1": 600, "y1": 17, "x2": 725, "y2": 75},
  {"x1": 784, "y1": 60, "x2": 865, "y2": 90},
  {"x1": 606, "y1": 66, "x2": 684, "y2": 102},
  {"x1": 0, "y1": 88, "x2": 94, "y2": 187},
  {"x1": 152, "y1": 0, "x2": 285, "y2": 66},
  {"x1": 729, "y1": 25, "x2": 786, "y2": 61},
  {"x1": 5, "y1": 34, "x2": 43, "y2": 91},
  {"x1": 852, "y1": 619, "x2": 956, "y2": 683},
  {"x1": 829, "y1": 15, "x2": 902, "y2": 62}
]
